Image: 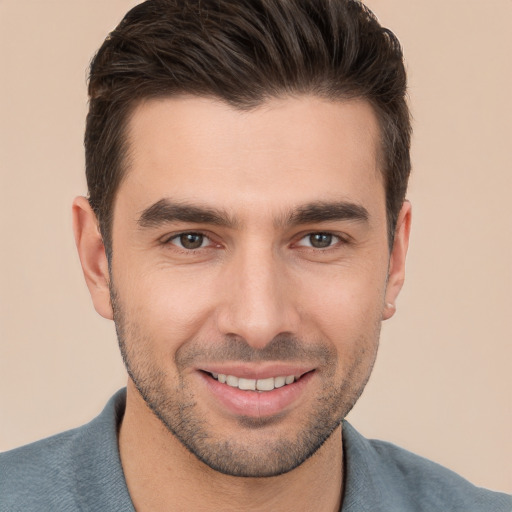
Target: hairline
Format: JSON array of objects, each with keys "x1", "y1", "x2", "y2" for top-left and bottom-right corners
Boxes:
[{"x1": 99, "y1": 91, "x2": 395, "y2": 258}]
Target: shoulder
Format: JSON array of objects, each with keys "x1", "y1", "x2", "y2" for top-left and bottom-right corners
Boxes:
[
  {"x1": 0, "y1": 426, "x2": 88, "y2": 511},
  {"x1": 0, "y1": 389, "x2": 132, "y2": 512},
  {"x1": 342, "y1": 421, "x2": 511, "y2": 512}
]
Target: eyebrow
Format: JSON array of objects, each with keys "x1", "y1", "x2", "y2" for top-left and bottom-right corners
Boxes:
[
  {"x1": 137, "y1": 198, "x2": 369, "y2": 230},
  {"x1": 137, "y1": 199, "x2": 238, "y2": 229},
  {"x1": 284, "y1": 201, "x2": 369, "y2": 227}
]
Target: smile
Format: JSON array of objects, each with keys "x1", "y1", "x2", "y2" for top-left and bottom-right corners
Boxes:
[
  {"x1": 210, "y1": 373, "x2": 296, "y2": 391},
  {"x1": 199, "y1": 366, "x2": 315, "y2": 417}
]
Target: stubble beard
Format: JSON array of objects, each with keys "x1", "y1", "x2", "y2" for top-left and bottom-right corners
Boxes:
[{"x1": 110, "y1": 284, "x2": 380, "y2": 478}]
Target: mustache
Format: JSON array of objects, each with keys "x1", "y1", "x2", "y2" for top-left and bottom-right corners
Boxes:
[{"x1": 175, "y1": 333, "x2": 335, "y2": 369}]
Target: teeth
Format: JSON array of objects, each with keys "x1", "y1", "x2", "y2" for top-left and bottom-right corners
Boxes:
[
  {"x1": 226, "y1": 375, "x2": 239, "y2": 387},
  {"x1": 274, "y1": 376, "x2": 286, "y2": 388},
  {"x1": 256, "y1": 377, "x2": 275, "y2": 391},
  {"x1": 212, "y1": 373, "x2": 296, "y2": 391},
  {"x1": 238, "y1": 378, "x2": 256, "y2": 390}
]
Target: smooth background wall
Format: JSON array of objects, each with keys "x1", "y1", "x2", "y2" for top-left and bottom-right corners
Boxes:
[{"x1": 1, "y1": 0, "x2": 511, "y2": 493}]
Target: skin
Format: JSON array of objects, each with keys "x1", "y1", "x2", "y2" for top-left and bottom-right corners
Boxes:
[{"x1": 73, "y1": 95, "x2": 411, "y2": 512}]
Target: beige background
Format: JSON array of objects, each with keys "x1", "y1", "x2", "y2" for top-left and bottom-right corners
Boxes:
[{"x1": 1, "y1": 0, "x2": 510, "y2": 493}]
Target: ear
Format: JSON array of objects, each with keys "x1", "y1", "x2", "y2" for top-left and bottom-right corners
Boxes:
[
  {"x1": 383, "y1": 201, "x2": 412, "y2": 320},
  {"x1": 72, "y1": 196, "x2": 113, "y2": 320}
]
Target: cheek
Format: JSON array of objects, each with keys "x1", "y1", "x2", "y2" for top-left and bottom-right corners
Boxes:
[
  {"x1": 116, "y1": 264, "x2": 220, "y2": 348},
  {"x1": 296, "y1": 271, "x2": 383, "y2": 409},
  {"x1": 113, "y1": 241, "x2": 389, "y2": 354},
  {"x1": 295, "y1": 262, "x2": 387, "y2": 345}
]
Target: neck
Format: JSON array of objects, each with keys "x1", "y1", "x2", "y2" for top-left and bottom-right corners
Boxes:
[{"x1": 119, "y1": 384, "x2": 344, "y2": 512}]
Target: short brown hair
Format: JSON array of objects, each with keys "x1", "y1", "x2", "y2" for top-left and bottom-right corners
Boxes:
[{"x1": 85, "y1": 0, "x2": 411, "y2": 254}]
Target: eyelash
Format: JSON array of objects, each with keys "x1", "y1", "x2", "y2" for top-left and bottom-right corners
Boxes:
[
  {"x1": 165, "y1": 232, "x2": 216, "y2": 251},
  {"x1": 162, "y1": 231, "x2": 349, "y2": 252},
  {"x1": 295, "y1": 232, "x2": 345, "y2": 249}
]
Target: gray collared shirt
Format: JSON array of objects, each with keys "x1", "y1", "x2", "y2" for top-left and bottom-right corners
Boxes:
[{"x1": 1, "y1": 389, "x2": 510, "y2": 511}]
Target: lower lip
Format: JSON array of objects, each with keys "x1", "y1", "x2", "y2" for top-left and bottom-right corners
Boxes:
[{"x1": 199, "y1": 371, "x2": 314, "y2": 418}]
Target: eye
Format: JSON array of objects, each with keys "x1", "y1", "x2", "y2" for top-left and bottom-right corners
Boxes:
[
  {"x1": 169, "y1": 232, "x2": 211, "y2": 250},
  {"x1": 296, "y1": 232, "x2": 341, "y2": 249}
]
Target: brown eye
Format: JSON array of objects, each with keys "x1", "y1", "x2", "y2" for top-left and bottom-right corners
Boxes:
[{"x1": 172, "y1": 233, "x2": 207, "y2": 250}]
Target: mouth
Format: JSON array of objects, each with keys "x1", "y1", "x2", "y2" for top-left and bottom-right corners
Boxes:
[
  {"x1": 207, "y1": 372, "x2": 303, "y2": 391},
  {"x1": 198, "y1": 367, "x2": 315, "y2": 418}
]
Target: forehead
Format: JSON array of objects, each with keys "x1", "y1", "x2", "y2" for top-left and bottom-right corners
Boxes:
[{"x1": 118, "y1": 95, "x2": 385, "y2": 221}]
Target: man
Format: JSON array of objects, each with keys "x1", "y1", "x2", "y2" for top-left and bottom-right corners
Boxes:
[{"x1": 0, "y1": 0, "x2": 510, "y2": 510}]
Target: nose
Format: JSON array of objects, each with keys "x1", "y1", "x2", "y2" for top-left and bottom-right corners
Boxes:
[{"x1": 216, "y1": 244, "x2": 300, "y2": 349}]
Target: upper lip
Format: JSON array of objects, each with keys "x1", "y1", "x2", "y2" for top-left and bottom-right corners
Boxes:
[{"x1": 197, "y1": 364, "x2": 315, "y2": 380}]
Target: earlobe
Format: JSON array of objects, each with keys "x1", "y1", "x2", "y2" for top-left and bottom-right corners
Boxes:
[
  {"x1": 72, "y1": 196, "x2": 113, "y2": 320},
  {"x1": 383, "y1": 201, "x2": 412, "y2": 320}
]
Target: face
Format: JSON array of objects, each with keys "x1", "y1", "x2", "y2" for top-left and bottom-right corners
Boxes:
[{"x1": 75, "y1": 95, "x2": 410, "y2": 478}]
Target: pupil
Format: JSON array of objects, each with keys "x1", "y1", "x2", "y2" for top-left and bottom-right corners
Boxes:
[
  {"x1": 311, "y1": 233, "x2": 332, "y2": 248},
  {"x1": 180, "y1": 233, "x2": 203, "y2": 249}
]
